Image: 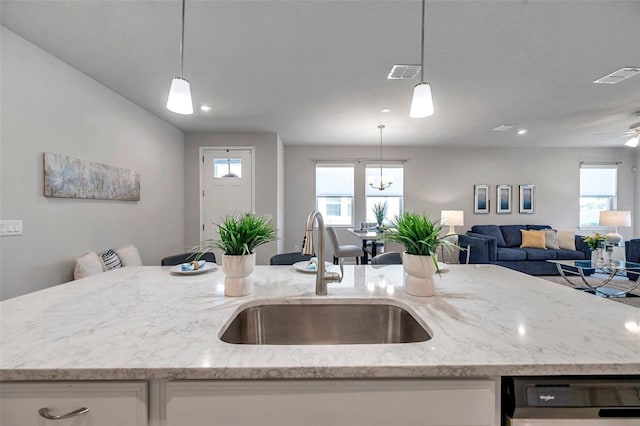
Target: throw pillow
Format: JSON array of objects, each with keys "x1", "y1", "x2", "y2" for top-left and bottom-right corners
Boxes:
[
  {"x1": 470, "y1": 225, "x2": 507, "y2": 247},
  {"x1": 545, "y1": 229, "x2": 559, "y2": 249},
  {"x1": 115, "y1": 244, "x2": 144, "y2": 267},
  {"x1": 557, "y1": 230, "x2": 576, "y2": 251},
  {"x1": 73, "y1": 251, "x2": 105, "y2": 280},
  {"x1": 101, "y1": 249, "x2": 122, "y2": 270},
  {"x1": 520, "y1": 230, "x2": 547, "y2": 249}
]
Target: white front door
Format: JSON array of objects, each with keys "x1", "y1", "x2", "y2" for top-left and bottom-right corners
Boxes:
[{"x1": 201, "y1": 148, "x2": 254, "y2": 245}]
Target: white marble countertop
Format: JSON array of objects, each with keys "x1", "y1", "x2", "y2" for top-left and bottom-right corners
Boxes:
[{"x1": 1, "y1": 264, "x2": 639, "y2": 381}]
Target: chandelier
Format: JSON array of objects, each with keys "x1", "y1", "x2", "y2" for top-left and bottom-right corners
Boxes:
[{"x1": 368, "y1": 125, "x2": 393, "y2": 191}]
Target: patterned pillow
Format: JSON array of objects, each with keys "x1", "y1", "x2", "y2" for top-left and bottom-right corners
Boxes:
[
  {"x1": 101, "y1": 249, "x2": 122, "y2": 270},
  {"x1": 545, "y1": 229, "x2": 559, "y2": 249}
]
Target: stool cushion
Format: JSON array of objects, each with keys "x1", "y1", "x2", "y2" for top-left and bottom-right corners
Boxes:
[{"x1": 337, "y1": 244, "x2": 363, "y2": 257}]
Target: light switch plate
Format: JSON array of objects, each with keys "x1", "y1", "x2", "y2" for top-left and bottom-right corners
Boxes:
[{"x1": 1, "y1": 220, "x2": 23, "y2": 236}]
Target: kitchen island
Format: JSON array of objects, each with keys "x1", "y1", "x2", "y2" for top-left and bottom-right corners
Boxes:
[{"x1": 1, "y1": 264, "x2": 638, "y2": 425}]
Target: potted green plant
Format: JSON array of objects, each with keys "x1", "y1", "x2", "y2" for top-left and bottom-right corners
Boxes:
[
  {"x1": 372, "y1": 201, "x2": 387, "y2": 228},
  {"x1": 197, "y1": 213, "x2": 277, "y2": 296},
  {"x1": 582, "y1": 232, "x2": 606, "y2": 251},
  {"x1": 384, "y1": 212, "x2": 456, "y2": 297},
  {"x1": 582, "y1": 232, "x2": 607, "y2": 266}
]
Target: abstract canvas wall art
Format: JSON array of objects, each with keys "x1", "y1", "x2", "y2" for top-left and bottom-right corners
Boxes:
[
  {"x1": 474, "y1": 184, "x2": 490, "y2": 214},
  {"x1": 44, "y1": 152, "x2": 140, "y2": 201},
  {"x1": 519, "y1": 184, "x2": 535, "y2": 213},
  {"x1": 496, "y1": 184, "x2": 512, "y2": 214}
]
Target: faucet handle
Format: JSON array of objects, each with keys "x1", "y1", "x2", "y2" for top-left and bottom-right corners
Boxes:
[
  {"x1": 337, "y1": 257, "x2": 344, "y2": 282},
  {"x1": 325, "y1": 258, "x2": 344, "y2": 283}
]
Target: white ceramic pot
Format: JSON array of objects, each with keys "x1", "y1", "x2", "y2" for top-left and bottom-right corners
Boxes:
[
  {"x1": 221, "y1": 253, "x2": 255, "y2": 296},
  {"x1": 402, "y1": 252, "x2": 437, "y2": 297}
]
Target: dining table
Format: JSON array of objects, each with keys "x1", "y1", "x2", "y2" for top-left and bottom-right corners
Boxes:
[{"x1": 348, "y1": 228, "x2": 384, "y2": 264}]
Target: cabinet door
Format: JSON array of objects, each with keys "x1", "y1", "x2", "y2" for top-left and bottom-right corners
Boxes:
[
  {"x1": 1, "y1": 381, "x2": 147, "y2": 426},
  {"x1": 164, "y1": 379, "x2": 497, "y2": 426}
]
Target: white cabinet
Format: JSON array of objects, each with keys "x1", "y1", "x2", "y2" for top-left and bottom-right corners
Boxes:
[
  {"x1": 0, "y1": 381, "x2": 147, "y2": 426},
  {"x1": 163, "y1": 379, "x2": 498, "y2": 426}
]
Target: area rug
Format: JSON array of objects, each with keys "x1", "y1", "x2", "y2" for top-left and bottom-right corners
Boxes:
[{"x1": 541, "y1": 274, "x2": 640, "y2": 308}]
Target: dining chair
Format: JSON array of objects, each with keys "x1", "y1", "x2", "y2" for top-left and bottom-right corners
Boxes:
[
  {"x1": 371, "y1": 252, "x2": 402, "y2": 265},
  {"x1": 161, "y1": 252, "x2": 216, "y2": 266},
  {"x1": 270, "y1": 252, "x2": 312, "y2": 265},
  {"x1": 326, "y1": 226, "x2": 363, "y2": 265}
]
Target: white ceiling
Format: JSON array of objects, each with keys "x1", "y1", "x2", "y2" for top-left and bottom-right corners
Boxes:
[{"x1": 2, "y1": 0, "x2": 639, "y2": 148}]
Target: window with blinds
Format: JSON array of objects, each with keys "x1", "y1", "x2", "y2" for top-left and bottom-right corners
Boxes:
[
  {"x1": 365, "y1": 165, "x2": 404, "y2": 224},
  {"x1": 315, "y1": 164, "x2": 354, "y2": 226},
  {"x1": 579, "y1": 164, "x2": 617, "y2": 228}
]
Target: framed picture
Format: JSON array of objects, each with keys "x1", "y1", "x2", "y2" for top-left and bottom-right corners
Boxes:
[
  {"x1": 496, "y1": 184, "x2": 512, "y2": 214},
  {"x1": 519, "y1": 184, "x2": 535, "y2": 214},
  {"x1": 473, "y1": 184, "x2": 489, "y2": 214}
]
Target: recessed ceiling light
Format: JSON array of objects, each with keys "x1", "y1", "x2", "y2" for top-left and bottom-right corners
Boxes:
[
  {"x1": 381, "y1": 108, "x2": 391, "y2": 113},
  {"x1": 517, "y1": 129, "x2": 528, "y2": 135},
  {"x1": 200, "y1": 105, "x2": 211, "y2": 112}
]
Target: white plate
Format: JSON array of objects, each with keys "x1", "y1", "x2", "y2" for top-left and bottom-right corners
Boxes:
[
  {"x1": 437, "y1": 262, "x2": 449, "y2": 272},
  {"x1": 293, "y1": 261, "x2": 334, "y2": 273},
  {"x1": 170, "y1": 262, "x2": 217, "y2": 275}
]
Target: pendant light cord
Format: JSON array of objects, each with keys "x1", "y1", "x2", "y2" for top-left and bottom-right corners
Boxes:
[
  {"x1": 420, "y1": 0, "x2": 425, "y2": 83},
  {"x1": 378, "y1": 125, "x2": 385, "y2": 160},
  {"x1": 180, "y1": 0, "x2": 186, "y2": 78}
]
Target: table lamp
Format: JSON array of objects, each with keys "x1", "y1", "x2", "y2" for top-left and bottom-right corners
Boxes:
[
  {"x1": 441, "y1": 210, "x2": 464, "y2": 244},
  {"x1": 598, "y1": 210, "x2": 631, "y2": 245}
]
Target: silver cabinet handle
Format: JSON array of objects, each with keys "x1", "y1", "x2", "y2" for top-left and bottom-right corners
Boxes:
[{"x1": 38, "y1": 407, "x2": 90, "y2": 420}]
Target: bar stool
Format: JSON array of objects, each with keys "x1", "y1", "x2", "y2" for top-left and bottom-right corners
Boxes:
[{"x1": 326, "y1": 226, "x2": 363, "y2": 265}]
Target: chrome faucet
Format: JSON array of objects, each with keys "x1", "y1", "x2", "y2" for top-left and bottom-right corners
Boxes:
[{"x1": 302, "y1": 210, "x2": 343, "y2": 295}]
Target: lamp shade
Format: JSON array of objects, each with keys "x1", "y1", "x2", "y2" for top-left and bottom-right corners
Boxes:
[
  {"x1": 409, "y1": 82, "x2": 434, "y2": 118},
  {"x1": 599, "y1": 210, "x2": 631, "y2": 227},
  {"x1": 166, "y1": 77, "x2": 193, "y2": 115},
  {"x1": 441, "y1": 210, "x2": 464, "y2": 227}
]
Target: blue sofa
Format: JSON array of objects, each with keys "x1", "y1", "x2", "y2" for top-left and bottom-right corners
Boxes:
[
  {"x1": 458, "y1": 224, "x2": 590, "y2": 275},
  {"x1": 626, "y1": 239, "x2": 640, "y2": 280}
]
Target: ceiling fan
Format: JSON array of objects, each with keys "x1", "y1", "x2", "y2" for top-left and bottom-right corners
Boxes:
[
  {"x1": 622, "y1": 122, "x2": 640, "y2": 147},
  {"x1": 596, "y1": 121, "x2": 640, "y2": 147}
]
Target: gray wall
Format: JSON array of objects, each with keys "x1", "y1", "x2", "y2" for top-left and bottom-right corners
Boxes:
[
  {"x1": 635, "y1": 149, "x2": 640, "y2": 232},
  {"x1": 0, "y1": 28, "x2": 185, "y2": 300},
  {"x1": 285, "y1": 145, "x2": 636, "y2": 260},
  {"x1": 184, "y1": 132, "x2": 279, "y2": 265}
]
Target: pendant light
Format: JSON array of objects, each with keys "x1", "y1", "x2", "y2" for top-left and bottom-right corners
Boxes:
[
  {"x1": 410, "y1": 0, "x2": 434, "y2": 118},
  {"x1": 368, "y1": 125, "x2": 393, "y2": 191},
  {"x1": 166, "y1": 0, "x2": 193, "y2": 115}
]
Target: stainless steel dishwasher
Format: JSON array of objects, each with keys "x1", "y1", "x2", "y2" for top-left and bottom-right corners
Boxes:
[{"x1": 502, "y1": 376, "x2": 640, "y2": 425}]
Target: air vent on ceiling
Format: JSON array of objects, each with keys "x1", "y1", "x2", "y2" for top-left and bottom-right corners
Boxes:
[
  {"x1": 492, "y1": 124, "x2": 516, "y2": 131},
  {"x1": 593, "y1": 67, "x2": 640, "y2": 84},
  {"x1": 387, "y1": 65, "x2": 421, "y2": 80}
]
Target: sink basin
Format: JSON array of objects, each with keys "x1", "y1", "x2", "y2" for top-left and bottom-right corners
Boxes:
[{"x1": 220, "y1": 301, "x2": 432, "y2": 345}]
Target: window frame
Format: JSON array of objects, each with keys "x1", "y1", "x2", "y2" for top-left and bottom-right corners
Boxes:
[
  {"x1": 364, "y1": 163, "x2": 404, "y2": 225},
  {"x1": 315, "y1": 163, "x2": 355, "y2": 226},
  {"x1": 579, "y1": 164, "x2": 618, "y2": 230}
]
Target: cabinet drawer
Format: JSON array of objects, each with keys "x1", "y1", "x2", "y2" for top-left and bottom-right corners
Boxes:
[
  {"x1": 164, "y1": 379, "x2": 497, "y2": 426},
  {"x1": 1, "y1": 381, "x2": 147, "y2": 426}
]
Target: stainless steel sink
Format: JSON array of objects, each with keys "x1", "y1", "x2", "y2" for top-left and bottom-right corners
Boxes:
[{"x1": 220, "y1": 301, "x2": 432, "y2": 345}]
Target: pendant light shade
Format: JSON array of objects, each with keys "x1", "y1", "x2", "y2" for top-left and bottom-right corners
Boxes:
[
  {"x1": 166, "y1": 0, "x2": 193, "y2": 115},
  {"x1": 410, "y1": 0, "x2": 434, "y2": 118},
  {"x1": 410, "y1": 82, "x2": 434, "y2": 118},
  {"x1": 167, "y1": 77, "x2": 193, "y2": 115}
]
